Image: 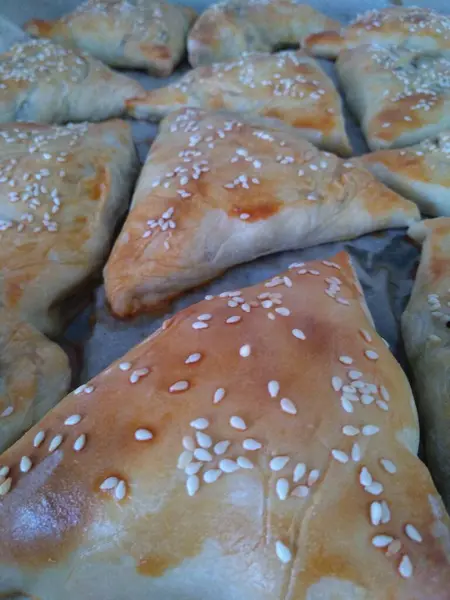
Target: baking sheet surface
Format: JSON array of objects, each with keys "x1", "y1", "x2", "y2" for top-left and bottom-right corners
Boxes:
[{"x1": 1, "y1": 0, "x2": 447, "y2": 386}]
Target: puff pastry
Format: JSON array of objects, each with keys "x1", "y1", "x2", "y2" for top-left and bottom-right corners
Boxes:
[
  {"x1": 0, "y1": 38, "x2": 144, "y2": 124},
  {"x1": 305, "y1": 7, "x2": 450, "y2": 60},
  {"x1": 402, "y1": 218, "x2": 450, "y2": 510},
  {"x1": 104, "y1": 108, "x2": 420, "y2": 318},
  {"x1": 362, "y1": 132, "x2": 450, "y2": 217},
  {"x1": 2, "y1": 252, "x2": 450, "y2": 599},
  {"x1": 0, "y1": 308, "x2": 70, "y2": 453},
  {"x1": 0, "y1": 119, "x2": 139, "y2": 335},
  {"x1": 25, "y1": 0, "x2": 197, "y2": 77},
  {"x1": 187, "y1": 0, "x2": 340, "y2": 67},
  {"x1": 337, "y1": 45, "x2": 450, "y2": 151},
  {"x1": 127, "y1": 50, "x2": 351, "y2": 155}
]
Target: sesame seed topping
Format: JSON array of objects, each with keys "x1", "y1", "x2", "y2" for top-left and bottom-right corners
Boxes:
[
  {"x1": 370, "y1": 502, "x2": 382, "y2": 526},
  {"x1": 192, "y1": 321, "x2": 208, "y2": 330},
  {"x1": 239, "y1": 344, "x2": 251, "y2": 357},
  {"x1": 203, "y1": 469, "x2": 222, "y2": 483},
  {"x1": 381, "y1": 501, "x2": 391, "y2": 524},
  {"x1": 196, "y1": 431, "x2": 212, "y2": 449},
  {"x1": 20, "y1": 456, "x2": 32, "y2": 473},
  {"x1": 185, "y1": 462, "x2": 202, "y2": 475},
  {"x1": 362, "y1": 425, "x2": 380, "y2": 436},
  {"x1": 380, "y1": 386, "x2": 390, "y2": 402},
  {"x1": 186, "y1": 475, "x2": 200, "y2": 496},
  {"x1": 341, "y1": 397, "x2": 354, "y2": 413},
  {"x1": 405, "y1": 524, "x2": 422, "y2": 543},
  {"x1": 366, "y1": 482, "x2": 384, "y2": 496},
  {"x1": 198, "y1": 313, "x2": 212, "y2": 321},
  {"x1": 372, "y1": 535, "x2": 393, "y2": 548},
  {"x1": 241, "y1": 303, "x2": 251, "y2": 313},
  {"x1": 185, "y1": 352, "x2": 202, "y2": 364},
  {"x1": 214, "y1": 440, "x2": 230, "y2": 455},
  {"x1": 190, "y1": 418, "x2": 209, "y2": 430},
  {"x1": 292, "y1": 328, "x2": 306, "y2": 340},
  {"x1": 339, "y1": 356, "x2": 353, "y2": 365},
  {"x1": 292, "y1": 485, "x2": 309, "y2": 498},
  {"x1": 0, "y1": 466, "x2": 10, "y2": 478},
  {"x1": 361, "y1": 394, "x2": 374, "y2": 405},
  {"x1": 331, "y1": 449, "x2": 349, "y2": 464},
  {"x1": 226, "y1": 316, "x2": 241, "y2": 324},
  {"x1": 376, "y1": 400, "x2": 389, "y2": 412},
  {"x1": 270, "y1": 456, "x2": 289, "y2": 471},
  {"x1": 213, "y1": 388, "x2": 226, "y2": 404},
  {"x1": 275, "y1": 307, "x2": 290, "y2": 317},
  {"x1": 115, "y1": 480, "x2": 127, "y2": 501},
  {"x1": 276, "y1": 478, "x2": 290, "y2": 500},
  {"x1": 308, "y1": 469, "x2": 320, "y2": 486},
  {"x1": 0, "y1": 406, "x2": 14, "y2": 418},
  {"x1": 365, "y1": 350, "x2": 379, "y2": 361},
  {"x1": 183, "y1": 436, "x2": 195, "y2": 451},
  {"x1": 129, "y1": 368, "x2": 149, "y2": 383},
  {"x1": 268, "y1": 380, "x2": 280, "y2": 398},
  {"x1": 219, "y1": 458, "x2": 239, "y2": 473},
  {"x1": 73, "y1": 434, "x2": 86, "y2": 452},
  {"x1": 349, "y1": 370, "x2": 363, "y2": 380},
  {"x1": 100, "y1": 477, "x2": 119, "y2": 490},
  {"x1": 194, "y1": 448, "x2": 212, "y2": 462},
  {"x1": 169, "y1": 380, "x2": 190, "y2": 393},
  {"x1": 48, "y1": 434, "x2": 63, "y2": 453},
  {"x1": 351, "y1": 443, "x2": 361, "y2": 462},
  {"x1": 343, "y1": 425, "x2": 360, "y2": 436},
  {"x1": 33, "y1": 431, "x2": 45, "y2": 448},
  {"x1": 279, "y1": 397, "x2": 296, "y2": 415},
  {"x1": 360, "y1": 467, "x2": 373, "y2": 487},
  {"x1": 119, "y1": 362, "x2": 131, "y2": 371},
  {"x1": 64, "y1": 414, "x2": 82, "y2": 426},
  {"x1": 237, "y1": 456, "x2": 254, "y2": 469},
  {"x1": 275, "y1": 541, "x2": 292, "y2": 564},
  {"x1": 360, "y1": 329, "x2": 373, "y2": 343},
  {"x1": 332, "y1": 376, "x2": 343, "y2": 392},
  {"x1": 230, "y1": 416, "x2": 247, "y2": 430},
  {"x1": 243, "y1": 438, "x2": 261, "y2": 451},
  {"x1": 0, "y1": 478, "x2": 12, "y2": 496},
  {"x1": 380, "y1": 458, "x2": 397, "y2": 474},
  {"x1": 399, "y1": 555, "x2": 413, "y2": 579},
  {"x1": 135, "y1": 428, "x2": 153, "y2": 441}
]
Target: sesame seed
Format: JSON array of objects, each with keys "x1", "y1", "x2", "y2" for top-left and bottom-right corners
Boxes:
[
  {"x1": 291, "y1": 485, "x2": 309, "y2": 498},
  {"x1": 341, "y1": 397, "x2": 354, "y2": 413},
  {"x1": 275, "y1": 307, "x2": 290, "y2": 316},
  {"x1": 0, "y1": 466, "x2": 10, "y2": 478},
  {"x1": 185, "y1": 462, "x2": 202, "y2": 475},
  {"x1": 362, "y1": 425, "x2": 379, "y2": 436},
  {"x1": 169, "y1": 380, "x2": 190, "y2": 393},
  {"x1": 332, "y1": 376, "x2": 343, "y2": 392},
  {"x1": 276, "y1": 478, "x2": 290, "y2": 500},
  {"x1": 198, "y1": 314, "x2": 212, "y2": 321},
  {"x1": 360, "y1": 329, "x2": 372, "y2": 343},
  {"x1": 243, "y1": 438, "x2": 261, "y2": 451},
  {"x1": 186, "y1": 475, "x2": 200, "y2": 496},
  {"x1": 48, "y1": 434, "x2": 63, "y2": 453},
  {"x1": 292, "y1": 328, "x2": 306, "y2": 340},
  {"x1": 214, "y1": 440, "x2": 230, "y2": 455},
  {"x1": 361, "y1": 394, "x2": 374, "y2": 405},
  {"x1": 293, "y1": 463, "x2": 306, "y2": 483},
  {"x1": 307, "y1": 469, "x2": 320, "y2": 486},
  {"x1": 230, "y1": 416, "x2": 247, "y2": 430},
  {"x1": 380, "y1": 386, "x2": 390, "y2": 402},
  {"x1": 213, "y1": 388, "x2": 226, "y2": 404},
  {"x1": 343, "y1": 425, "x2": 360, "y2": 436},
  {"x1": 380, "y1": 458, "x2": 396, "y2": 474},
  {"x1": 119, "y1": 362, "x2": 131, "y2": 371},
  {"x1": 183, "y1": 436, "x2": 195, "y2": 451},
  {"x1": 129, "y1": 368, "x2": 149, "y2": 383},
  {"x1": 351, "y1": 443, "x2": 361, "y2": 462},
  {"x1": 100, "y1": 476, "x2": 119, "y2": 490},
  {"x1": 275, "y1": 541, "x2": 292, "y2": 564},
  {"x1": 219, "y1": 458, "x2": 239, "y2": 473},
  {"x1": 376, "y1": 400, "x2": 389, "y2": 412},
  {"x1": 360, "y1": 467, "x2": 372, "y2": 487},
  {"x1": 185, "y1": 353, "x2": 202, "y2": 364},
  {"x1": 280, "y1": 398, "x2": 297, "y2": 415},
  {"x1": 64, "y1": 414, "x2": 81, "y2": 426},
  {"x1": 349, "y1": 370, "x2": 363, "y2": 380},
  {"x1": 365, "y1": 350, "x2": 379, "y2": 361},
  {"x1": 372, "y1": 535, "x2": 393, "y2": 548},
  {"x1": 331, "y1": 449, "x2": 349, "y2": 464},
  {"x1": 237, "y1": 456, "x2": 254, "y2": 469},
  {"x1": 405, "y1": 524, "x2": 422, "y2": 543},
  {"x1": 20, "y1": 456, "x2": 32, "y2": 473},
  {"x1": 203, "y1": 469, "x2": 222, "y2": 483},
  {"x1": 241, "y1": 303, "x2": 251, "y2": 313},
  {"x1": 135, "y1": 428, "x2": 153, "y2": 441},
  {"x1": 240, "y1": 213, "x2": 250, "y2": 220},
  {"x1": 370, "y1": 502, "x2": 382, "y2": 526},
  {"x1": 73, "y1": 434, "x2": 86, "y2": 452},
  {"x1": 387, "y1": 540, "x2": 401, "y2": 557},
  {"x1": 196, "y1": 431, "x2": 212, "y2": 449},
  {"x1": 239, "y1": 344, "x2": 251, "y2": 357},
  {"x1": 270, "y1": 456, "x2": 289, "y2": 471},
  {"x1": 192, "y1": 321, "x2": 208, "y2": 330},
  {"x1": 33, "y1": 430, "x2": 45, "y2": 448},
  {"x1": 226, "y1": 316, "x2": 241, "y2": 324},
  {"x1": 0, "y1": 406, "x2": 14, "y2": 418},
  {"x1": 268, "y1": 380, "x2": 280, "y2": 398},
  {"x1": 268, "y1": 312, "x2": 276, "y2": 320},
  {"x1": 190, "y1": 418, "x2": 209, "y2": 430},
  {"x1": 339, "y1": 356, "x2": 353, "y2": 365},
  {"x1": 115, "y1": 480, "x2": 127, "y2": 501},
  {"x1": 342, "y1": 385, "x2": 356, "y2": 394},
  {"x1": 366, "y1": 482, "x2": 384, "y2": 496},
  {"x1": 194, "y1": 448, "x2": 212, "y2": 462},
  {"x1": 398, "y1": 555, "x2": 413, "y2": 579},
  {"x1": 381, "y1": 501, "x2": 391, "y2": 524},
  {"x1": 0, "y1": 478, "x2": 12, "y2": 496}
]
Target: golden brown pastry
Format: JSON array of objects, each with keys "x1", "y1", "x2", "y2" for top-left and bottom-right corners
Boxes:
[
  {"x1": 361, "y1": 132, "x2": 450, "y2": 217},
  {"x1": 305, "y1": 7, "x2": 450, "y2": 60},
  {"x1": 0, "y1": 119, "x2": 139, "y2": 335},
  {"x1": 127, "y1": 50, "x2": 351, "y2": 155},
  {"x1": 402, "y1": 218, "x2": 450, "y2": 510},
  {"x1": 337, "y1": 45, "x2": 450, "y2": 151},
  {"x1": 1, "y1": 252, "x2": 450, "y2": 599},
  {"x1": 0, "y1": 38, "x2": 144, "y2": 124},
  {"x1": 24, "y1": 0, "x2": 197, "y2": 77},
  {"x1": 0, "y1": 308, "x2": 70, "y2": 453},
  {"x1": 104, "y1": 108, "x2": 420, "y2": 318},
  {"x1": 187, "y1": 0, "x2": 340, "y2": 67}
]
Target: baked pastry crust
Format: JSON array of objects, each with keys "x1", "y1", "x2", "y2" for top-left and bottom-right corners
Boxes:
[
  {"x1": 402, "y1": 218, "x2": 450, "y2": 510},
  {"x1": 362, "y1": 132, "x2": 450, "y2": 217},
  {"x1": 337, "y1": 45, "x2": 450, "y2": 150},
  {"x1": 305, "y1": 7, "x2": 450, "y2": 59},
  {"x1": 0, "y1": 308, "x2": 70, "y2": 453},
  {"x1": 127, "y1": 50, "x2": 351, "y2": 155},
  {"x1": 1, "y1": 252, "x2": 450, "y2": 598},
  {"x1": 0, "y1": 38, "x2": 145, "y2": 124},
  {"x1": 105, "y1": 108, "x2": 420, "y2": 318},
  {"x1": 187, "y1": 0, "x2": 340, "y2": 67},
  {"x1": 0, "y1": 119, "x2": 139, "y2": 335},
  {"x1": 24, "y1": 0, "x2": 197, "y2": 77}
]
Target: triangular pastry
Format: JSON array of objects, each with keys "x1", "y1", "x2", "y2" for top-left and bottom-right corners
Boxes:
[
  {"x1": 25, "y1": 0, "x2": 197, "y2": 77},
  {"x1": 187, "y1": 0, "x2": 340, "y2": 67},
  {"x1": 337, "y1": 45, "x2": 450, "y2": 151},
  {"x1": 127, "y1": 50, "x2": 351, "y2": 155},
  {"x1": 0, "y1": 38, "x2": 144, "y2": 124},
  {"x1": 0, "y1": 119, "x2": 139, "y2": 334},
  {"x1": 104, "y1": 108, "x2": 420, "y2": 317},
  {"x1": 305, "y1": 7, "x2": 450, "y2": 60},
  {"x1": 402, "y1": 218, "x2": 450, "y2": 510},
  {"x1": 0, "y1": 308, "x2": 70, "y2": 453},
  {"x1": 361, "y1": 132, "x2": 450, "y2": 217},
  {"x1": 1, "y1": 252, "x2": 450, "y2": 598}
]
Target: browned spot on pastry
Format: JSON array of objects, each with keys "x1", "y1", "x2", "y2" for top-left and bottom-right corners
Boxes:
[
  {"x1": 291, "y1": 112, "x2": 335, "y2": 135},
  {"x1": 373, "y1": 94, "x2": 443, "y2": 141},
  {"x1": 141, "y1": 44, "x2": 171, "y2": 61},
  {"x1": 304, "y1": 30, "x2": 344, "y2": 48},
  {"x1": 228, "y1": 202, "x2": 280, "y2": 221},
  {"x1": 85, "y1": 166, "x2": 108, "y2": 202},
  {"x1": 367, "y1": 150, "x2": 433, "y2": 183},
  {"x1": 23, "y1": 19, "x2": 54, "y2": 37},
  {"x1": 137, "y1": 554, "x2": 173, "y2": 577}
]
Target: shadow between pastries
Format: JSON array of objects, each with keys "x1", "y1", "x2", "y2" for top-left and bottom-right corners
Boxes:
[{"x1": 104, "y1": 108, "x2": 420, "y2": 318}]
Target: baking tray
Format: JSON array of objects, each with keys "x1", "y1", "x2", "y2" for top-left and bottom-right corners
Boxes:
[{"x1": 1, "y1": 0, "x2": 448, "y2": 391}]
